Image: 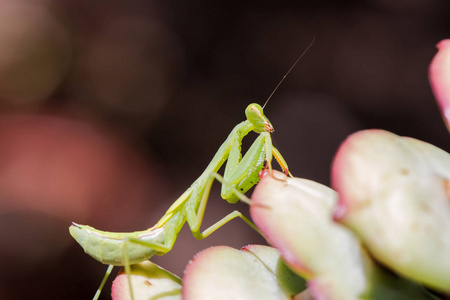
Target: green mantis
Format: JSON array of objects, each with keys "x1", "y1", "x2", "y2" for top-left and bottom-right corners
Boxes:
[
  {"x1": 70, "y1": 39, "x2": 314, "y2": 300},
  {"x1": 70, "y1": 103, "x2": 288, "y2": 299}
]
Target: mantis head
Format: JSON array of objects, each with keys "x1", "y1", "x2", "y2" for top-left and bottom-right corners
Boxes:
[{"x1": 245, "y1": 103, "x2": 274, "y2": 133}]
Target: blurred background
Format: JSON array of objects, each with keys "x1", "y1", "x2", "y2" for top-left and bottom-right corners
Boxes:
[{"x1": 0, "y1": 0, "x2": 449, "y2": 299}]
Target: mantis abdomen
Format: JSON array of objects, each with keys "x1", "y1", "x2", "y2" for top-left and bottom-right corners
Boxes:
[{"x1": 70, "y1": 223, "x2": 166, "y2": 265}]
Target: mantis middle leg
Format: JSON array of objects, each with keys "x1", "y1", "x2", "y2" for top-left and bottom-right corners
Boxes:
[{"x1": 187, "y1": 172, "x2": 263, "y2": 240}]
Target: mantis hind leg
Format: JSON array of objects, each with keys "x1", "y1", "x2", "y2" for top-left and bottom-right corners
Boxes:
[
  {"x1": 121, "y1": 237, "x2": 174, "y2": 300},
  {"x1": 93, "y1": 264, "x2": 114, "y2": 300},
  {"x1": 187, "y1": 172, "x2": 264, "y2": 240},
  {"x1": 92, "y1": 238, "x2": 172, "y2": 300}
]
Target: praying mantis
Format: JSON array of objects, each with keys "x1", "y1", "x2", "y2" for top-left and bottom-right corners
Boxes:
[{"x1": 70, "y1": 38, "x2": 314, "y2": 300}]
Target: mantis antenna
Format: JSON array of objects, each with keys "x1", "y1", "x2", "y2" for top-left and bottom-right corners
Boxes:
[{"x1": 262, "y1": 36, "x2": 315, "y2": 109}]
